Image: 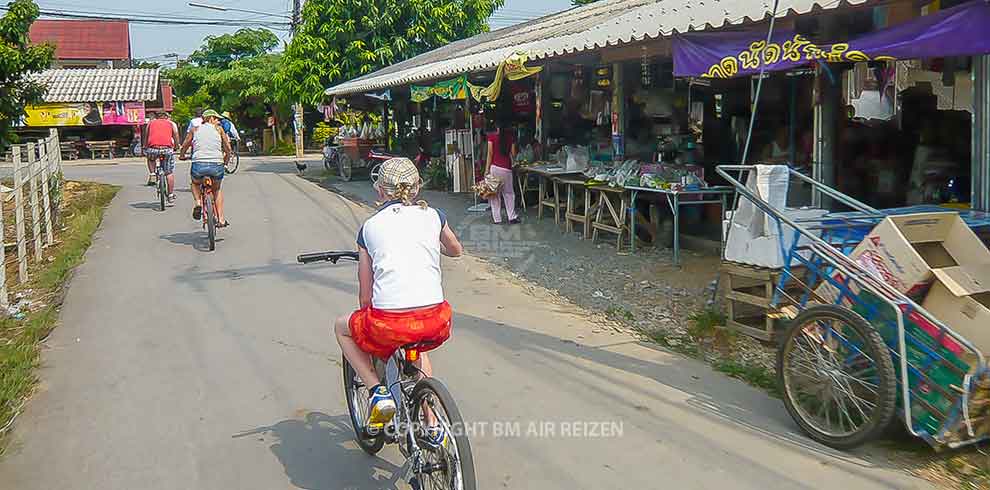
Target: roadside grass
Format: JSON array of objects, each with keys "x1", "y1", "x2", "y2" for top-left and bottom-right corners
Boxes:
[{"x1": 0, "y1": 181, "x2": 118, "y2": 454}]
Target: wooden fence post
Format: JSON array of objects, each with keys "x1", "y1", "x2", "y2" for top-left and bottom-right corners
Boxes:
[
  {"x1": 27, "y1": 142, "x2": 42, "y2": 264},
  {"x1": 41, "y1": 137, "x2": 54, "y2": 246},
  {"x1": 12, "y1": 146, "x2": 27, "y2": 283},
  {"x1": 0, "y1": 147, "x2": 6, "y2": 308}
]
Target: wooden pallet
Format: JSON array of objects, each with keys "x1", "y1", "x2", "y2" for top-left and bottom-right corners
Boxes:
[{"x1": 720, "y1": 261, "x2": 805, "y2": 342}]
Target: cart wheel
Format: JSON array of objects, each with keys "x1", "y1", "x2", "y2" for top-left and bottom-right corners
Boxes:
[
  {"x1": 777, "y1": 304, "x2": 897, "y2": 450},
  {"x1": 337, "y1": 153, "x2": 354, "y2": 182}
]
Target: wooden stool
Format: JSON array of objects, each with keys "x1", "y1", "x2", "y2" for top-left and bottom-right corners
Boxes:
[
  {"x1": 538, "y1": 175, "x2": 566, "y2": 225},
  {"x1": 561, "y1": 178, "x2": 593, "y2": 238},
  {"x1": 591, "y1": 185, "x2": 629, "y2": 251},
  {"x1": 516, "y1": 168, "x2": 536, "y2": 211},
  {"x1": 719, "y1": 261, "x2": 807, "y2": 341}
]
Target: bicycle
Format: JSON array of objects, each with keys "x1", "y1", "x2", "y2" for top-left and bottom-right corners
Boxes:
[
  {"x1": 148, "y1": 148, "x2": 172, "y2": 211},
  {"x1": 226, "y1": 143, "x2": 240, "y2": 174},
  {"x1": 197, "y1": 176, "x2": 220, "y2": 251},
  {"x1": 297, "y1": 250, "x2": 477, "y2": 490}
]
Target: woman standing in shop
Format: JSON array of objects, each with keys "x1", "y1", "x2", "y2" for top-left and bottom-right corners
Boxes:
[{"x1": 484, "y1": 116, "x2": 520, "y2": 224}]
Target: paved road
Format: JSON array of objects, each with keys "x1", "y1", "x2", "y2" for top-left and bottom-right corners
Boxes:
[{"x1": 0, "y1": 159, "x2": 932, "y2": 489}]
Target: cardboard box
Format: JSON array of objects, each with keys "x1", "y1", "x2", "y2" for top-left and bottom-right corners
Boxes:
[
  {"x1": 849, "y1": 212, "x2": 990, "y2": 297},
  {"x1": 922, "y1": 265, "x2": 990, "y2": 353}
]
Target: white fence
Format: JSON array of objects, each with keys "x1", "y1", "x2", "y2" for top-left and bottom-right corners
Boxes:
[{"x1": 2, "y1": 129, "x2": 64, "y2": 308}]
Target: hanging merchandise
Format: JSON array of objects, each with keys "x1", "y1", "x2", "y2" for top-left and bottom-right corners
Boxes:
[
  {"x1": 411, "y1": 76, "x2": 473, "y2": 103},
  {"x1": 510, "y1": 83, "x2": 533, "y2": 115},
  {"x1": 473, "y1": 52, "x2": 544, "y2": 102},
  {"x1": 594, "y1": 65, "x2": 612, "y2": 89},
  {"x1": 641, "y1": 48, "x2": 653, "y2": 88}
]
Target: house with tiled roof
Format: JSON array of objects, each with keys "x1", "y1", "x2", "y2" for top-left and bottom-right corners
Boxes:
[{"x1": 29, "y1": 19, "x2": 131, "y2": 69}]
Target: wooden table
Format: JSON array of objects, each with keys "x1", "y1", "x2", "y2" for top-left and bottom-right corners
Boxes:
[
  {"x1": 85, "y1": 140, "x2": 116, "y2": 159},
  {"x1": 515, "y1": 165, "x2": 584, "y2": 223},
  {"x1": 590, "y1": 184, "x2": 631, "y2": 251},
  {"x1": 560, "y1": 177, "x2": 594, "y2": 238},
  {"x1": 625, "y1": 185, "x2": 735, "y2": 266}
]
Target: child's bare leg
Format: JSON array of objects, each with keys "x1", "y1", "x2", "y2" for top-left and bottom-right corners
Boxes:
[{"x1": 333, "y1": 315, "x2": 378, "y2": 386}]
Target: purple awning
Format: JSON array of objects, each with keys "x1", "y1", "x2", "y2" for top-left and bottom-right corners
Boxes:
[{"x1": 673, "y1": 0, "x2": 990, "y2": 78}]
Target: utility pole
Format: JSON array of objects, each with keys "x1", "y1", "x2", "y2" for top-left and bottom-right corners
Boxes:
[{"x1": 292, "y1": 0, "x2": 305, "y2": 159}]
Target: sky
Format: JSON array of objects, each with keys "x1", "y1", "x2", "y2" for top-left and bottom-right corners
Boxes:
[{"x1": 34, "y1": 0, "x2": 574, "y2": 61}]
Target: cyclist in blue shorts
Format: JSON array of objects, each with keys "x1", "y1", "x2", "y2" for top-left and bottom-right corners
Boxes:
[{"x1": 178, "y1": 109, "x2": 232, "y2": 227}]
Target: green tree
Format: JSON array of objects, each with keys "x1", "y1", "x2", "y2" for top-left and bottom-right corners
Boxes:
[
  {"x1": 187, "y1": 28, "x2": 278, "y2": 69},
  {"x1": 571, "y1": 0, "x2": 598, "y2": 5},
  {"x1": 165, "y1": 29, "x2": 287, "y2": 135},
  {"x1": 275, "y1": 0, "x2": 505, "y2": 105},
  {"x1": 0, "y1": 0, "x2": 54, "y2": 146}
]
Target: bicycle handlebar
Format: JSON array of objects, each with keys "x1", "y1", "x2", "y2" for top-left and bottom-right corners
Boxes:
[{"x1": 297, "y1": 251, "x2": 359, "y2": 264}]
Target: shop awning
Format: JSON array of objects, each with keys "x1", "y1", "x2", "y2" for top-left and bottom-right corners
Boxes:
[
  {"x1": 324, "y1": 0, "x2": 870, "y2": 97},
  {"x1": 673, "y1": 0, "x2": 990, "y2": 78},
  {"x1": 31, "y1": 68, "x2": 161, "y2": 103}
]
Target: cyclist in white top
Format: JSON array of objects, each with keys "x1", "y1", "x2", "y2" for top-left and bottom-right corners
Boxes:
[
  {"x1": 178, "y1": 109, "x2": 232, "y2": 226},
  {"x1": 333, "y1": 157, "x2": 463, "y2": 446}
]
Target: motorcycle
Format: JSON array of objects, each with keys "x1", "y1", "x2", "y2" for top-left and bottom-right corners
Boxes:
[{"x1": 244, "y1": 137, "x2": 261, "y2": 156}]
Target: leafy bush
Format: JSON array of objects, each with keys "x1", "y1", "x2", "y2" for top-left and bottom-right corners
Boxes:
[
  {"x1": 268, "y1": 141, "x2": 296, "y2": 156},
  {"x1": 422, "y1": 158, "x2": 450, "y2": 191}
]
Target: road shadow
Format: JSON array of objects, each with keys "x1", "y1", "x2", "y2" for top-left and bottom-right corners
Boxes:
[
  {"x1": 234, "y1": 412, "x2": 403, "y2": 490},
  {"x1": 452, "y1": 311, "x2": 928, "y2": 487},
  {"x1": 173, "y1": 259, "x2": 356, "y2": 298},
  {"x1": 244, "y1": 161, "x2": 305, "y2": 175},
  {"x1": 159, "y1": 231, "x2": 220, "y2": 252},
  {"x1": 129, "y1": 202, "x2": 164, "y2": 211}
]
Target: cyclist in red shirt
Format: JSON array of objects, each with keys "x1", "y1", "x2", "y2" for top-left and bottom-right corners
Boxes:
[{"x1": 144, "y1": 112, "x2": 180, "y2": 205}]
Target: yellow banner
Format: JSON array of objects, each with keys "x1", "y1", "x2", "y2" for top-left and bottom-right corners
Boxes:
[
  {"x1": 24, "y1": 103, "x2": 102, "y2": 127},
  {"x1": 474, "y1": 52, "x2": 543, "y2": 102}
]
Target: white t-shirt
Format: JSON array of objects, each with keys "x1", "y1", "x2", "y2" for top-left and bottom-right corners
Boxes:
[
  {"x1": 357, "y1": 201, "x2": 447, "y2": 310},
  {"x1": 187, "y1": 117, "x2": 203, "y2": 133}
]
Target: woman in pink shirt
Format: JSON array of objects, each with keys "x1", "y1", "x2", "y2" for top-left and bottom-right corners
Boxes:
[{"x1": 484, "y1": 118, "x2": 519, "y2": 224}]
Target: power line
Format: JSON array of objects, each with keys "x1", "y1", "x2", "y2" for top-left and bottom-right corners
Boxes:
[{"x1": 12, "y1": 7, "x2": 292, "y2": 29}]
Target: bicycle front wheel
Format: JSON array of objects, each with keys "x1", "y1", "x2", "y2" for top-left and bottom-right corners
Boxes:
[
  {"x1": 411, "y1": 378, "x2": 477, "y2": 490},
  {"x1": 204, "y1": 192, "x2": 216, "y2": 251}
]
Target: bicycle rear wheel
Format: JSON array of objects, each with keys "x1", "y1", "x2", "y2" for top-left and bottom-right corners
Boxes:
[
  {"x1": 411, "y1": 378, "x2": 476, "y2": 490},
  {"x1": 226, "y1": 150, "x2": 240, "y2": 174},
  {"x1": 343, "y1": 359, "x2": 386, "y2": 455},
  {"x1": 204, "y1": 191, "x2": 216, "y2": 251}
]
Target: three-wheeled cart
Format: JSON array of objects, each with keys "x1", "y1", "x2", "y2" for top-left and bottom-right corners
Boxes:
[{"x1": 717, "y1": 164, "x2": 990, "y2": 450}]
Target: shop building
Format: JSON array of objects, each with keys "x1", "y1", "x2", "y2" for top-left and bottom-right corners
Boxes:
[
  {"x1": 20, "y1": 68, "x2": 172, "y2": 158},
  {"x1": 325, "y1": 0, "x2": 990, "y2": 215},
  {"x1": 29, "y1": 20, "x2": 132, "y2": 69}
]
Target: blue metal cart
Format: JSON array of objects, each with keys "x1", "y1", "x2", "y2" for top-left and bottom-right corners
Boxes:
[{"x1": 717, "y1": 164, "x2": 990, "y2": 450}]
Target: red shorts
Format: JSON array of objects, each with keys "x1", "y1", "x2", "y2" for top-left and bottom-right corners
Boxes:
[{"x1": 349, "y1": 301, "x2": 452, "y2": 359}]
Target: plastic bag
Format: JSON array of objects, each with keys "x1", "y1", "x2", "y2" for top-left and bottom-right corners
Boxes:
[
  {"x1": 563, "y1": 145, "x2": 590, "y2": 171},
  {"x1": 609, "y1": 159, "x2": 640, "y2": 187}
]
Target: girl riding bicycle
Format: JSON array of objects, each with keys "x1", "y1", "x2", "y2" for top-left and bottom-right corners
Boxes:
[{"x1": 333, "y1": 157, "x2": 463, "y2": 445}]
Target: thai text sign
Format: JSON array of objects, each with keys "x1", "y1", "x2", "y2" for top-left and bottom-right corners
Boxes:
[{"x1": 673, "y1": 0, "x2": 990, "y2": 78}]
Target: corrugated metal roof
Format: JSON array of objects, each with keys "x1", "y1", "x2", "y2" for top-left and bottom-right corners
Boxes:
[
  {"x1": 29, "y1": 20, "x2": 131, "y2": 61},
  {"x1": 326, "y1": 0, "x2": 870, "y2": 96},
  {"x1": 32, "y1": 69, "x2": 160, "y2": 103}
]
